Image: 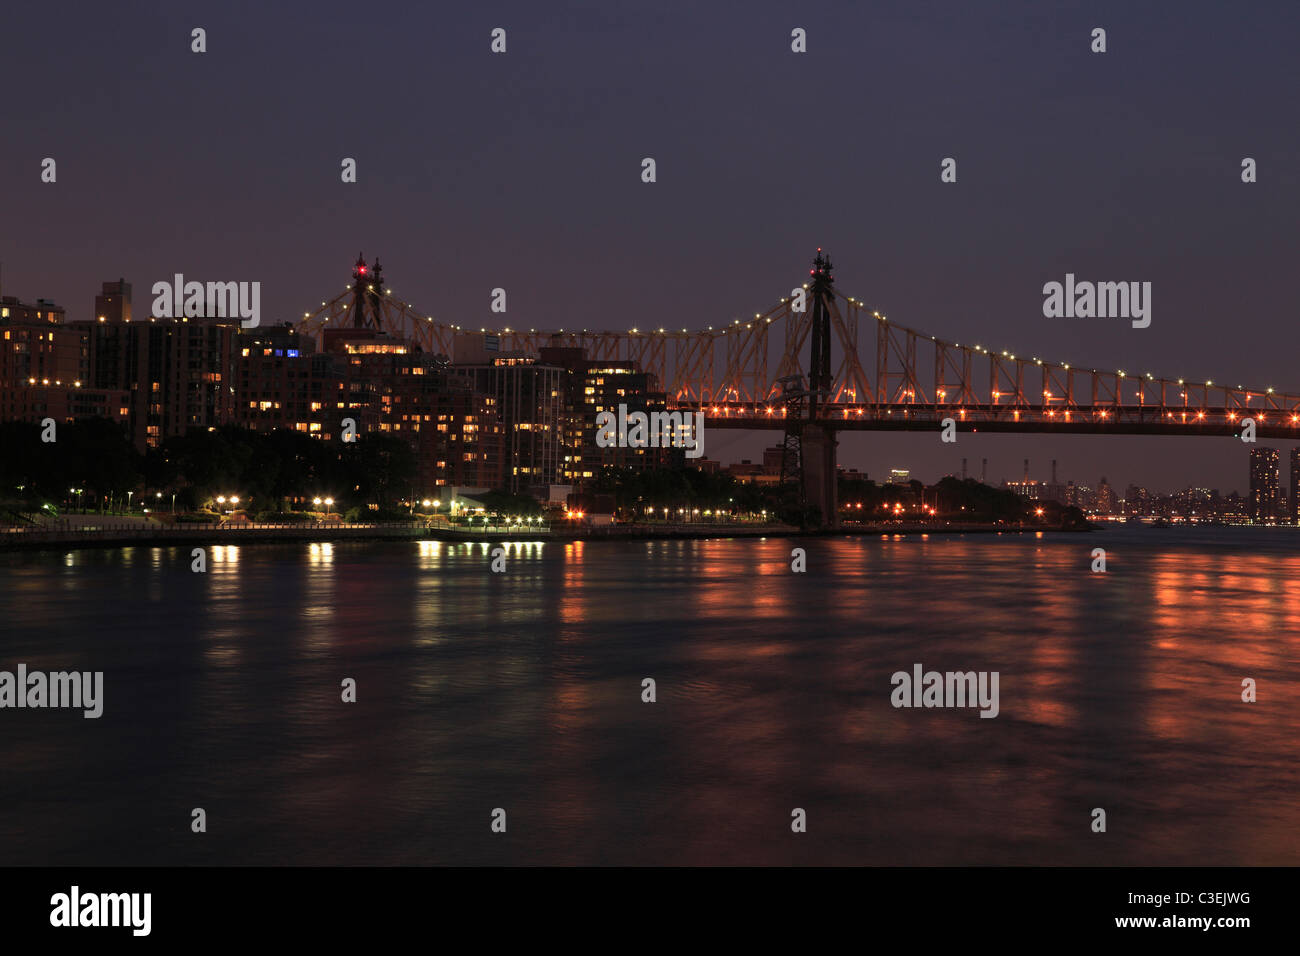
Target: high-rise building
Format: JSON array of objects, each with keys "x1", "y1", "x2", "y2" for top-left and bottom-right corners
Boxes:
[
  {"x1": 93, "y1": 280, "x2": 131, "y2": 324},
  {"x1": 1065, "y1": 481, "x2": 1093, "y2": 510},
  {"x1": 1, "y1": 293, "x2": 85, "y2": 387},
  {"x1": 0, "y1": 285, "x2": 129, "y2": 430},
  {"x1": 538, "y1": 345, "x2": 675, "y2": 482},
  {"x1": 1291, "y1": 448, "x2": 1300, "y2": 525},
  {"x1": 73, "y1": 291, "x2": 240, "y2": 450},
  {"x1": 1179, "y1": 487, "x2": 1212, "y2": 520},
  {"x1": 453, "y1": 335, "x2": 564, "y2": 494},
  {"x1": 60, "y1": 279, "x2": 244, "y2": 449},
  {"x1": 1250, "y1": 447, "x2": 1281, "y2": 523},
  {"x1": 1094, "y1": 477, "x2": 1116, "y2": 515},
  {"x1": 320, "y1": 327, "x2": 505, "y2": 491},
  {"x1": 238, "y1": 324, "x2": 344, "y2": 437}
]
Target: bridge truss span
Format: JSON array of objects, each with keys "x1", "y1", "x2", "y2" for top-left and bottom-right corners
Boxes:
[{"x1": 295, "y1": 254, "x2": 1300, "y2": 438}]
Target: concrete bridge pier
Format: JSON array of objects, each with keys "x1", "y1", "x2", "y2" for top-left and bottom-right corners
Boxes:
[{"x1": 801, "y1": 424, "x2": 838, "y2": 527}]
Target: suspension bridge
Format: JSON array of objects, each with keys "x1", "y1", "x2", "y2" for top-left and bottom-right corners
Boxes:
[{"x1": 298, "y1": 252, "x2": 1295, "y2": 524}]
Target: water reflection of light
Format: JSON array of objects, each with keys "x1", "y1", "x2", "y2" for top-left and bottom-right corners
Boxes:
[
  {"x1": 201, "y1": 544, "x2": 245, "y2": 667},
  {"x1": 558, "y1": 542, "x2": 586, "y2": 626},
  {"x1": 211, "y1": 545, "x2": 240, "y2": 566},
  {"x1": 1146, "y1": 550, "x2": 1296, "y2": 743},
  {"x1": 301, "y1": 543, "x2": 337, "y2": 652},
  {"x1": 689, "y1": 538, "x2": 797, "y2": 625}
]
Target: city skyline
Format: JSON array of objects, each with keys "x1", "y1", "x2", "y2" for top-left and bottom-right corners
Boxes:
[
  {"x1": 3, "y1": 1, "x2": 1299, "y2": 493},
  {"x1": 2, "y1": 261, "x2": 1293, "y2": 502}
]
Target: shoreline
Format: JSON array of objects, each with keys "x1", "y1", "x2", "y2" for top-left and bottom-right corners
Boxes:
[{"x1": 0, "y1": 521, "x2": 1092, "y2": 553}]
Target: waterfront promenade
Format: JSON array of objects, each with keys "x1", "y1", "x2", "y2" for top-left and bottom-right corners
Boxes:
[{"x1": 0, "y1": 517, "x2": 1075, "y2": 552}]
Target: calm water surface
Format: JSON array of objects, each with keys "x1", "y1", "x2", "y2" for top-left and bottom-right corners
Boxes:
[{"x1": 1, "y1": 528, "x2": 1297, "y2": 865}]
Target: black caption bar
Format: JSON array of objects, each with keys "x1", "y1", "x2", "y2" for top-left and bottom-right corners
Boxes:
[{"x1": 1, "y1": 866, "x2": 1281, "y2": 943}]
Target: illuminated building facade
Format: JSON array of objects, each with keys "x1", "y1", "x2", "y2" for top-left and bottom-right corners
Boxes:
[{"x1": 1250, "y1": 446, "x2": 1280, "y2": 523}]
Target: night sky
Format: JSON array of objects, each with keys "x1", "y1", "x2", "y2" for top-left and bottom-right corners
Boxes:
[{"x1": 3, "y1": 0, "x2": 1298, "y2": 494}]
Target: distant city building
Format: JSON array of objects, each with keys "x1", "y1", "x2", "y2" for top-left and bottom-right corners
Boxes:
[
  {"x1": 1066, "y1": 481, "x2": 1093, "y2": 510},
  {"x1": 1179, "y1": 487, "x2": 1212, "y2": 520},
  {"x1": 93, "y1": 279, "x2": 131, "y2": 324},
  {"x1": 889, "y1": 468, "x2": 910, "y2": 485},
  {"x1": 1249, "y1": 447, "x2": 1280, "y2": 523},
  {"x1": 1041, "y1": 482, "x2": 1067, "y2": 504},
  {"x1": 763, "y1": 445, "x2": 786, "y2": 476},
  {"x1": 1043, "y1": 460, "x2": 1066, "y2": 503},
  {"x1": 726, "y1": 459, "x2": 764, "y2": 483},
  {"x1": 1291, "y1": 448, "x2": 1300, "y2": 524},
  {"x1": 1094, "y1": 477, "x2": 1116, "y2": 515},
  {"x1": 1004, "y1": 479, "x2": 1043, "y2": 500}
]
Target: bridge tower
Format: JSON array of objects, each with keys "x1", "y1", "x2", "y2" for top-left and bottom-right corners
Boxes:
[
  {"x1": 776, "y1": 373, "x2": 808, "y2": 491},
  {"x1": 807, "y1": 249, "x2": 833, "y2": 417},
  {"x1": 779, "y1": 250, "x2": 839, "y2": 526},
  {"x1": 802, "y1": 250, "x2": 839, "y2": 526},
  {"x1": 348, "y1": 253, "x2": 385, "y2": 329}
]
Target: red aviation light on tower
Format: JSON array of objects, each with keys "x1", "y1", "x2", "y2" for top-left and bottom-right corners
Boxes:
[{"x1": 358, "y1": 265, "x2": 367, "y2": 275}]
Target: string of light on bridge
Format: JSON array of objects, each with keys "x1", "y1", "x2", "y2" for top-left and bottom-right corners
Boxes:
[{"x1": 295, "y1": 261, "x2": 1297, "y2": 428}]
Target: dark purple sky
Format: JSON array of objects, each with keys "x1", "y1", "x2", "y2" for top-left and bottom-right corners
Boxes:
[{"x1": 3, "y1": 0, "x2": 1298, "y2": 494}]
